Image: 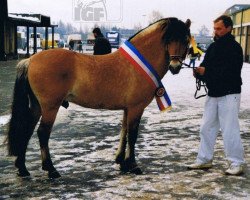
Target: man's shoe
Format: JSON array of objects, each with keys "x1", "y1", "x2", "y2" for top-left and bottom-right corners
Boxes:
[
  {"x1": 225, "y1": 165, "x2": 244, "y2": 175},
  {"x1": 187, "y1": 161, "x2": 212, "y2": 170}
]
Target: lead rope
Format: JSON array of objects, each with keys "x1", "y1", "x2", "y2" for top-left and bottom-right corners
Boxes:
[
  {"x1": 181, "y1": 62, "x2": 207, "y2": 99},
  {"x1": 194, "y1": 78, "x2": 207, "y2": 99}
]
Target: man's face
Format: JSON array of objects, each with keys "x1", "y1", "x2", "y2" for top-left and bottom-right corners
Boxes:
[{"x1": 213, "y1": 20, "x2": 232, "y2": 39}]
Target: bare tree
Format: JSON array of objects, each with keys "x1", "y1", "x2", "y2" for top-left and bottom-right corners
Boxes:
[
  {"x1": 198, "y1": 25, "x2": 209, "y2": 36},
  {"x1": 133, "y1": 23, "x2": 143, "y2": 32},
  {"x1": 148, "y1": 10, "x2": 164, "y2": 24}
]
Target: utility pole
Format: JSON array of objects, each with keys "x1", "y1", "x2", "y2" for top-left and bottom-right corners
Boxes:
[{"x1": 0, "y1": 0, "x2": 8, "y2": 61}]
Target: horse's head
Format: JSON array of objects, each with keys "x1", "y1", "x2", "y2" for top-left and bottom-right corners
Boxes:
[
  {"x1": 127, "y1": 18, "x2": 191, "y2": 77},
  {"x1": 162, "y1": 18, "x2": 191, "y2": 75}
]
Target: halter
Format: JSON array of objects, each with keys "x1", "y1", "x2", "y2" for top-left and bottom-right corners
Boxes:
[
  {"x1": 166, "y1": 45, "x2": 207, "y2": 99},
  {"x1": 169, "y1": 55, "x2": 185, "y2": 61},
  {"x1": 167, "y1": 42, "x2": 189, "y2": 62}
]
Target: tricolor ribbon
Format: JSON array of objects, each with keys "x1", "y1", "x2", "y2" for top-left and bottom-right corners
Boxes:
[{"x1": 119, "y1": 40, "x2": 172, "y2": 111}]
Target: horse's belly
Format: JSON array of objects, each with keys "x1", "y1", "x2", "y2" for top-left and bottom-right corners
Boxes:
[
  {"x1": 69, "y1": 82, "x2": 154, "y2": 111},
  {"x1": 69, "y1": 90, "x2": 126, "y2": 110}
]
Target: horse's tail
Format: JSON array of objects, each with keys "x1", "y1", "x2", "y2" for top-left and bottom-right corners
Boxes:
[{"x1": 6, "y1": 58, "x2": 31, "y2": 156}]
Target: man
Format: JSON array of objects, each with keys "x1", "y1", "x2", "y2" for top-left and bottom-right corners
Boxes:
[
  {"x1": 92, "y1": 27, "x2": 111, "y2": 55},
  {"x1": 188, "y1": 46, "x2": 199, "y2": 68},
  {"x1": 188, "y1": 15, "x2": 245, "y2": 175},
  {"x1": 69, "y1": 39, "x2": 74, "y2": 51}
]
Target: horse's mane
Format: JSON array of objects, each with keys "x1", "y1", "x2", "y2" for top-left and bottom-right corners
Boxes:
[{"x1": 128, "y1": 17, "x2": 190, "y2": 45}]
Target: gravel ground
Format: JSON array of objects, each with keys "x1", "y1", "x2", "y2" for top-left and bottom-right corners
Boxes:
[{"x1": 0, "y1": 58, "x2": 250, "y2": 199}]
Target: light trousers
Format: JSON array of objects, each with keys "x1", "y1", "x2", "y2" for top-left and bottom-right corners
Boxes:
[{"x1": 196, "y1": 94, "x2": 245, "y2": 166}]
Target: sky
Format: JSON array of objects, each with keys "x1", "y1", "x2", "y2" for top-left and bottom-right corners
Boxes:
[{"x1": 8, "y1": 0, "x2": 250, "y2": 35}]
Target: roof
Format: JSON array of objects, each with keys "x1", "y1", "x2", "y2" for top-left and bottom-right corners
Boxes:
[
  {"x1": 8, "y1": 13, "x2": 57, "y2": 27},
  {"x1": 225, "y1": 4, "x2": 250, "y2": 15}
]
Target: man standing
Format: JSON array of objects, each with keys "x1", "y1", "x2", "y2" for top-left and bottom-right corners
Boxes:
[
  {"x1": 188, "y1": 15, "x2": 245, "y2": 175},
  {"x1": 92, "y1": 27, "x2": 111, "y2": 55},
  {"x1": 69, "y1": 39, "x2": 74, "y2": 51},
  {"x1": 188, "y1": 46, "x2": 199, "y2": 68}
]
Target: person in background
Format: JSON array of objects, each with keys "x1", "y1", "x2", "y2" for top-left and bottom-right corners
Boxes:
[
  {"x1": 78, "y1": 40, "x2": 83, "y2": 53},
  {"x1": 188, "y1": 46, "x2": 199, "y2": 68},
  {"x1": 187, "y1": 15, "x2": 245, "y2": 175},
  {"x1": 69, "y1": 39, "x2": 74, "y2": 51},
  {"x1": 92, "y1": 27, "x2": 111, "y2": 55},
  {"x1": 197, "y1": 43, "x2": 202, "y2": 61}
]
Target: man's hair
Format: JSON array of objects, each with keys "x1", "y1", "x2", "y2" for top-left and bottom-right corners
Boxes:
[
  {"x1": 92, "y1": 27, "x2": 102, "y2": 35},
  {"x1": 214, "y1": 15, "x2": 233, "y2": 28}
]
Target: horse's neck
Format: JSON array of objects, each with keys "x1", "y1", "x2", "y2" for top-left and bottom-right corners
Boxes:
[{"x1": 130, "y1": 28, "x2": 167, "y2": 78}]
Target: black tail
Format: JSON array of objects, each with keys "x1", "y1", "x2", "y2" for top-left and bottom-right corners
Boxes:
[{"x1": 6, "y1": 59, "x2": 32, "y2": 156}]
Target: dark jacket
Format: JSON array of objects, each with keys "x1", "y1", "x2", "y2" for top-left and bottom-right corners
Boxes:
[
  {"x1": 201, "y1": 33, "x2": 243, "y2": 97},
  {"x1": 93, "y1": 35, "x2": 111, "y2": 55}
]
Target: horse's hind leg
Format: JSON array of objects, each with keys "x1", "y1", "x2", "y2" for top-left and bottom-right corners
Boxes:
[
  {"x1": 37, "y1": 108, "x2": 60, "y2": 179},
  {"x1": 15, "y1": 94, "x2": 41, "y2": 177},
  {"x1": 120, "y1": 107, "x2": 144, "y2": 174},
  {"x1": 115, "y1": 109, "x2": 128, "y2": 165}
]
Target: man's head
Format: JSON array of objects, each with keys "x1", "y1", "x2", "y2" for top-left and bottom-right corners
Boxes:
[
  {"x1": 213, "y1": 15, "x2": 233, "y2": 39},
  {"x1": 92, "y1": 27, "x2": 102, "y2": 38}
]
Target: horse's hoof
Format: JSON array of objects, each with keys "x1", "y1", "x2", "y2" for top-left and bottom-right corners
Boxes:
[
  {"x1": 17, "y1": 169, "x2": 30, "y2": 177},
  {"x1": 120, "y1": 165, "x2": 129, "y2": 173},
  {"x1": 120, "y1": 164, "x2": 143, "y2": 175},
  {"x1": 129, "y1": 166, "x2": 143, "y2": 175},
  {"x1": 48, "y1": 170, "x2": 61, "y2": 179}
]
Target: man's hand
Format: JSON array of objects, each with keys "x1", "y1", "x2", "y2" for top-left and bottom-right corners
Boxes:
[{"x1": 193, "y1": 66, "x2": 205, "y2": 78}]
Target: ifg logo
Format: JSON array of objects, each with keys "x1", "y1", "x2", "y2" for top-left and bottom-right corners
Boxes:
[{"x1": 73, "y1": 0, "x2": 123, "y2": 23}]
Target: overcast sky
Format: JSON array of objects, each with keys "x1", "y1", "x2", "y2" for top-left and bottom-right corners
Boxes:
[{"x1": 8, "y1": 0, "x2": 250, "y2": 35}]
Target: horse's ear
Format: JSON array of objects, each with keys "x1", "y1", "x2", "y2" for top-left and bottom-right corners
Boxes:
[{"x1": 185, "y1": 19, "x2": 191, "y2": 29}]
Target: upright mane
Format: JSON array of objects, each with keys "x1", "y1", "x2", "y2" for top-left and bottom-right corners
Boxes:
[{"x1": 129, "y1": 17, "x2": 190, "y2": 46}]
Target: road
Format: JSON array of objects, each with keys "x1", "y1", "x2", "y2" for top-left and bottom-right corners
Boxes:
[{"x1": 0, "y1": 56, "x2": 250, "y2": 199}]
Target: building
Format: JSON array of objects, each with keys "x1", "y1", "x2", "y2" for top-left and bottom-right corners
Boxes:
[
  {"x1": 225, "y1": 4, "x2": 250, "y2": 63},
  {"x1": 0, "y1": 0, "x2": 57, "y2": 61}
]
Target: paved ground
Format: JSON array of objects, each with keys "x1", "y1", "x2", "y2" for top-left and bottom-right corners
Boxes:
[{"x1": 0, "y1": 58, "x2": 250, "y2": 199}]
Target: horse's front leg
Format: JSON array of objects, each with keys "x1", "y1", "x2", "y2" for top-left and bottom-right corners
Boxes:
[
  {"x1": 120, "y1": 107, "x2": 144, "y2": 174},
  {"x1": 115, "y1": 109, "x2": 128, "y2": 165},
  {"x1": 37, "y1": 109, "x2": 61, "y2": 179}
]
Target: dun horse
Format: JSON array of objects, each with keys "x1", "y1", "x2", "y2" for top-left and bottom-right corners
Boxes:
[{"x1": 7, "y1": 18, "x2": 191, "y2": 178}]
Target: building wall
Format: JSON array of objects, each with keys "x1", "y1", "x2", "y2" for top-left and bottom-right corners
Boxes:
[
  {"x1": 231, "y1": 8, "x2": 250, "y2": 62},
  {"x1": 247, "y1": 26, "x2": 250, "y2": 59},
  {"x1": 234, "y1": 9, "x2": 250, "y2": 24},
  {"x1": 4, "y1": 22, "x2": 15, "y2": 55}
]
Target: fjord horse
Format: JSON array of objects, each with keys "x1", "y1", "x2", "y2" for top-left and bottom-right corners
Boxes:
[{"x1": 7, "y1": 18, "x2": 191, "y2": 178}]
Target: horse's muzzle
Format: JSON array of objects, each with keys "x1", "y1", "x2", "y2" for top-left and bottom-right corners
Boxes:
[{"x1": 169, "y1": 61, "x2": 182, "y2": 75}]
